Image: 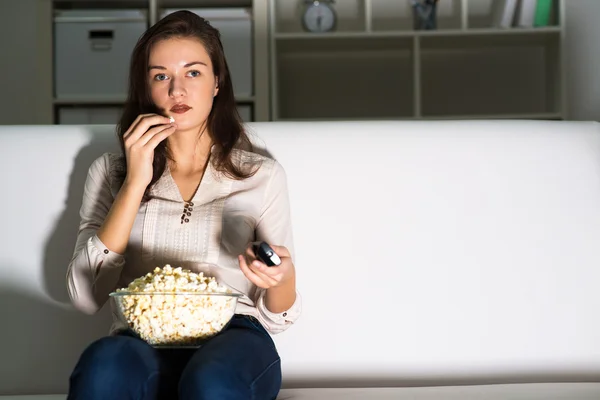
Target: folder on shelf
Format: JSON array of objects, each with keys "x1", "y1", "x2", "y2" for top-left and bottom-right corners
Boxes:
[
  {"x1": 491, "y1": 0, "x2": 518, "y2": 28},
  {"x1": 515, "y1": 0, "x2": 537, "y2": 27},
  {"x1": 534, "y1": 0, "x2": 553, "y2": 27}
]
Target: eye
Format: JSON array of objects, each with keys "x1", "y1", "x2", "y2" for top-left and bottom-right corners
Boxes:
[
  {"x1": 187, "y1": 70, "x2": 201, "y2": 78},
  {"x1": 154, "y1": 73, "x2": 168, "y2": 81}
]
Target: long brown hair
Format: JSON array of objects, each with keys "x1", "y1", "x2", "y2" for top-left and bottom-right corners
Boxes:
[{"x1": 116, "y1": 10, "x2": 256, "y2": 200}]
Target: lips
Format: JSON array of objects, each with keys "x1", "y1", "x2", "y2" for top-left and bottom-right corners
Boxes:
[{"x1": 170, "y1": 104, "x2": 191, "y2": 114}]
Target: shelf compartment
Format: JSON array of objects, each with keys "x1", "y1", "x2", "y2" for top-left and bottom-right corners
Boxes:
[
  {"x1": 275, "y1": 37, "x2": 414, "y2": 120},
  {"x1": 429, "y1": 0, "x2": 464, "y2": 30},
  {"x1": 274, "y1": 26, "x2": 561, "y2": 41},
  {"x1": 273, "y1": 0, "x2": 366, "y2": 34},
  {"x1": 419, "y1": 32, "x2": 562, "y2": 118},
  {"x1": 371, "y1": 0, "x2": 464, "y2": 32},
  {"x1": 370, "y1": 0, "x2": 413, "y2": 32},
  {"x1": 467, "y1": 0, "x2": 561, "y2": 29}
]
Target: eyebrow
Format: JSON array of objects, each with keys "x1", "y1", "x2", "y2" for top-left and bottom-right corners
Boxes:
[{"x1": 148, "y1": 61, "x2": 208, "y2": 71}]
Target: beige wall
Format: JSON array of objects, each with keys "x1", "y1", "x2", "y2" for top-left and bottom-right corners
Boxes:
[
  {"x1": 0, "y1": 0, "x2": 53, "y2": 125},
  {"x1": 565, "y1": 0, "x2": 600, "y2": 122}
]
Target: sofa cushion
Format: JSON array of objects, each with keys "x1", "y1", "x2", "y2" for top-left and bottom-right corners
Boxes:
[
  {"x1": 277, "y1": 383, "x2": 600, "y2": 399},
  {"x1": 3, "y1": 122, "x2": 600, "y2": 395},
  {"x1": 3, "y1": 383, "x2": 600, "y2": 400}
]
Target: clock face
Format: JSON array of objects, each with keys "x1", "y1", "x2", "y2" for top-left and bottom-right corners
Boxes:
[{"x1": 303, "y1": 3, "x2": 336, "y2": 33}]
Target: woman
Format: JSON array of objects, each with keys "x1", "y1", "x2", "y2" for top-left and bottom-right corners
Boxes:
[{"x1": 66, "y1": 10, "x2": 301, "y2": 400}]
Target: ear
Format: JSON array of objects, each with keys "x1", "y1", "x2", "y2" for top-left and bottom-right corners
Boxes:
[{"x1": 214, "y1": 79, "x2": 219, "y2": 97}]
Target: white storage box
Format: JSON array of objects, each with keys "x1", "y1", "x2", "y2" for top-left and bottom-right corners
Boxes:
[
  {"x1": 161, "y1": 8, "x2": 253, "y2": 97},
  {"x1": 54, "y1": 10, "x2": 147, "y2": 99}
]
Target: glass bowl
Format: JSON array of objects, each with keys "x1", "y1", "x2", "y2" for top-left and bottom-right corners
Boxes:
[{"x1": 109, "y1": 291, "x2": 243, "y2": 347}]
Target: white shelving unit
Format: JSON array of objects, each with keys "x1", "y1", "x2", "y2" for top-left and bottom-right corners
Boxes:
[
  {"x1": 268, "y1": 0, "x2": 566, "y2": 121},
  {"x1": 51, "y1": 0, "x2": 270, "y2": 123}
]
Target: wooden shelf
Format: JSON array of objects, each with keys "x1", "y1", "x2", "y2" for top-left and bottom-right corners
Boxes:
[
  {"x1": 419, "y1": 112, "x2": 564, "y2": 121},
  {"x1": 419, "y1": 26, "x2": 561, "y2": 36},
  {"x1": 268, "y1": 0, "x2": 566, "y2": 121},
  {"x1": 51, "y1": 0, "x2": 269, "y2": 123},
  {"x1": 273, "y1": 112, "x2": 563, "y2": 122},
  {"x1": 54, "y1": 0, "x2": 252, "y2": 10},
  {"x1": 274, "y1": 26, "x2": 561, "y2": 40}
]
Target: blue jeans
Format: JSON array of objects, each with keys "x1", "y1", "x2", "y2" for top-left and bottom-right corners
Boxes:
[{"x1": 67, "y1": 315, "x2": 282, "y2": 400}]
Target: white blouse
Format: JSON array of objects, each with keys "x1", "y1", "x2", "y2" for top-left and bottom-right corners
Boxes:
[{"x1": 66, "y1": 147, "x2": 301, "y2": 335}]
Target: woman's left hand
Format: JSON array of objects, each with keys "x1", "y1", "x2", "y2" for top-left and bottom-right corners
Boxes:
[{"x1": 238, "y1": 244, "x2": 295, "y2": 289}]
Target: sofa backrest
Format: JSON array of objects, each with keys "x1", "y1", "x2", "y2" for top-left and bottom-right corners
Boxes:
[{"x1": 1, "y1": 120, "x2": 600, "y2": 395}]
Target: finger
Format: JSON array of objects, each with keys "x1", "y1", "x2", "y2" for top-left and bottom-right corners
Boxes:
[
  {"x1": 250, "y1": 265, "x2": 279, "y2": 287},
  {"x1": 251, "y1": 266, "x2": 278, "y2": 288},
  {"x1": 125, "y1": 115, "x2": 172, "y2": 143},
  {"x1": 132, "y1": 115, "x2": 172, "y2": 140},
  {"x1": 238, "y1": 255, "x2": 270, "y2": 289},
  {"x1": 139, "y1": 123, "x2": 176, "y2": 147},
  {"x1": 123, "y1": 113, "x2": 156, "y2": 139},
  {"x1": 145, "y1": 125, "x2": 176, "y2": 150},
  {"x1": 251, "y1": 259, "x2": 274, "y2": 274},
  {"x1": 245, "y1": 245, "x2": 257, "y2": 260},
  {"x1": 250, "y1": 259, "x2": 281, "y2": 281},
  {"x1": 240, "y1": 247, "x2": 256, "y2": 272},
  {"x1": 246, "y1": 246, "x2": 282, "y2": 280},
  {"x1": 269, "y1": 244, "x2": 290, "y2": 258}
]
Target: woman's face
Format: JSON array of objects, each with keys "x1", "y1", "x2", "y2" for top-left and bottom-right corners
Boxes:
[{"x1": 148, "y1": 37, "x2": 219, "y2": 132}]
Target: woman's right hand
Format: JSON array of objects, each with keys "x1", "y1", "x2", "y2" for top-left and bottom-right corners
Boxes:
[{"x1": 122, "y1": 114, "x2": 176, "y2": 190}]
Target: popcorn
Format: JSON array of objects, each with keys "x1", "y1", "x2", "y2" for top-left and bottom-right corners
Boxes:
[
  {"x1": 169, "y1": 116, "x2": 175, "y2": 123},
  {"x1": 113, "y1": 265, "x2": 238, "y2": 346}
]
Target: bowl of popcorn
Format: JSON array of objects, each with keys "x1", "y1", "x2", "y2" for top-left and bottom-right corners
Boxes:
[{"x1": 109, "y1": 265, "x2": 242, "y2": 347}]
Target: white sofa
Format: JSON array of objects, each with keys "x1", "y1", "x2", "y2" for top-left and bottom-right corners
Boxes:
[{"x1": 2, "y1": 120, "x2": 600, "y2": 399}]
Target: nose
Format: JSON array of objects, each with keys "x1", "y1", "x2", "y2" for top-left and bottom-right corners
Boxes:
[{"x1": 169, "y1": 76, "x2": 186, "y2": 98}]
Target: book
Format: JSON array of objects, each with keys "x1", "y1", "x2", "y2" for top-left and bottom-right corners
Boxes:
[
  {"x1": 515, "y1": 0, "x2": 537, "y2": 27},
  {"x1": 534, "y1": 0, "x2": 553, "y2": 27},
  {"x1": 491, "y1": 0, "x2": 519, "y2": 28}
]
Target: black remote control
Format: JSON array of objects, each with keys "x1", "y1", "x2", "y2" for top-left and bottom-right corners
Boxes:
[{"x1": 252, "y1": 241, "x2": 281, "y2": 267}]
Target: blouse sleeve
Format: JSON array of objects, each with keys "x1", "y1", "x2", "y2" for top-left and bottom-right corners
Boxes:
[
  {"x1": 254, "y1": 160, "x2": 302, "y2": 334},
  {"x1": 66, "y1": 153, "x2": 125, "y2": 315}
]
